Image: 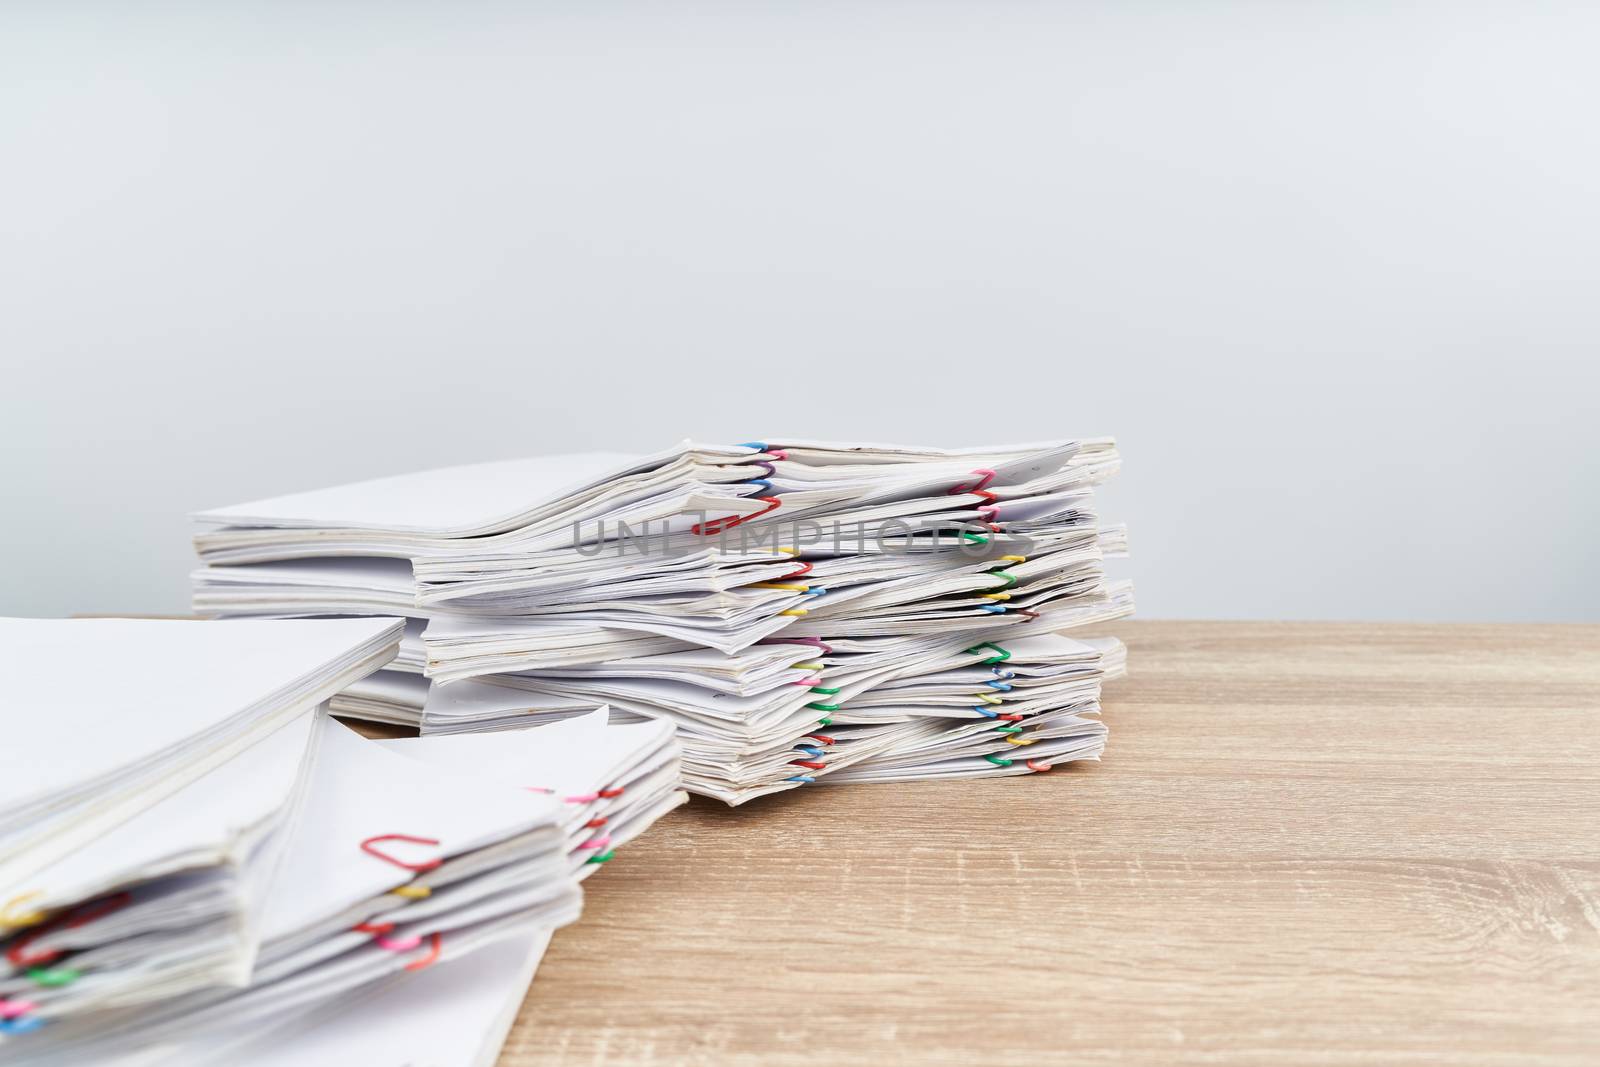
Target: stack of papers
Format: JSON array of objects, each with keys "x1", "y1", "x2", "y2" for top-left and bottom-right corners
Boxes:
[
  {"x1": 0, "y1": 616, "x2": 404, "y2": 1047},
  {"x1": 2, "y1": 703, "x2": 681, "y2": 1063},
  {"x1": 191, "y1": 438, "x2": 1132, "y2": 803}
]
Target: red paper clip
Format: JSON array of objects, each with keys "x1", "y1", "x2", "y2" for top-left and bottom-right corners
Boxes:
[
  {"x1": 403, "y1": 932, "x2": 443, "y2": 972},
  {"x1": 5, "y1": 928, "x2": 59, "y2": 969},
  {"x1": 5, "y1": 889, "x2": 134, "y2": 968},
  {"x1": 949, "y1": 468, "x2": 996, "y2": 495},
  {"x1": 65, "y1": 892, "x2": 130, "y2": 929},
  {"x1": 1025, "y1": 760, "x2": 1052, "y2": 773},
  {"x1": 692, "y1": 496, "x2": 782, "y2": 536},
  {"x1": 360, "y1": 834, "x2": 443, "y2": 872},
  {"x1": 598, "y1": 786, "x2": 625, "y2": 799}
]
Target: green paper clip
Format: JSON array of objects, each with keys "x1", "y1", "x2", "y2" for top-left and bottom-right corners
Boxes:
[{"x1": 27, "y1": 966, "x2": 81, "y2": 988}]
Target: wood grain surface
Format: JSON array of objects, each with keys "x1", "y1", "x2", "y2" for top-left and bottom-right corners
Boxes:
[{"x1": 499, "y1": 621, "x2": 1600, "y2": 1066}]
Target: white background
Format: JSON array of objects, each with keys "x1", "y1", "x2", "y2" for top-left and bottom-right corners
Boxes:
[{"x1": 3, "y1": 3, "x2": 1595, "y2": 621}]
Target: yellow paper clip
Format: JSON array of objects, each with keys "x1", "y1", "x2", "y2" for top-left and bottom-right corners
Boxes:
[
  {"x1": 981, "y1": 592, "x2": 1011, "y2": 601},
  {"x1": 390, "y1": 885, "x2": 432, "y2": 900},
  {"x1": 752, "y1": 583, "x2": 810, "y2": 592},
  {"x1": 0, "y1": 891, "x2": 49, "y2": 930},
  {"x1": 1000, "y1": 555, "x2": 1027, "y2": 563},
  {"x1": 779, "y1": 608, "x2": 809, "y2": 617},
  {"x1": 791, "y1": 661, "x2": 824, "y2": 671},
  {"x1": 1005, "y1": 734, "x2": 1039, "y2": 746},
  {"x1": 974, "y1": 693, "x2": 1004, "y2": 705}
]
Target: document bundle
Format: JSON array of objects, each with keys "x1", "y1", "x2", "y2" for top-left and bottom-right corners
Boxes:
[
  {"x1": 191, "y1": 439, "x2": 1133, "y2": 803},
  {"x1": 0, "y1": 619, "x2": 682, "y2": 1064}
]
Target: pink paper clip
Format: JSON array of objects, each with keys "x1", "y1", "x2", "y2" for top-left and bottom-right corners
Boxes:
[
  {"x1": 375, "y1": 933, "x2": 423, "y2": 952},
  {"x1": 950, "y1": 468, "x2": 996, "y2": 494},
  {"x1": 0, "y1": 999, "x2": 38, "y2": 1019}
]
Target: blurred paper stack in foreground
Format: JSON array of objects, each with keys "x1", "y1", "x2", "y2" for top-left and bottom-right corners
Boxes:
[
  {"x1": 0, "y1": 618, "x2": 680, "y2": 1064},
  {"x1": 192, "y1": 439, "x2": 1133, "y2": 804}
]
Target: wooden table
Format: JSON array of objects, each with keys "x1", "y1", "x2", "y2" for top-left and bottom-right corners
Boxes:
[{"x1": 501, "y1": 621, "x2": 1600, "y2": 1066}]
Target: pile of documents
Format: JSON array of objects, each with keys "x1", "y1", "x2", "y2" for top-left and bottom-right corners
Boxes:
[
  {"x1": 192, "y1": 439, "x2": 1133, "y2": 803},
  {"x1": 0, "y1": 618, "x2": 681, "y2": 1064}
]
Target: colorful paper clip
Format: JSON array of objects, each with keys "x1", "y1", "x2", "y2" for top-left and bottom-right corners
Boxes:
[
  {"x1": 950, "y1": 468, "x2": 997, "y2": 494},
  {"x1": 692, "y1": 496, "x2": 782, "y2": 536},
  {"x1": 0, "y1": 893, "x2": 48, "y2": 931},
  {"x1": 375, "y1": 933, "x2": 422, "y2": 952},
  {"x1": 25, "y1": 967, "x2": 79, "y2": 988},
  {"x1": 404, "y1": 932, "x2": 443, "y2": 972},
  {"x1": 359, "y1": 834, "x2": 443, "y2": 872},
  {"x1": 0, "y1": 998, "x2": 38, "y2": 1020}
]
